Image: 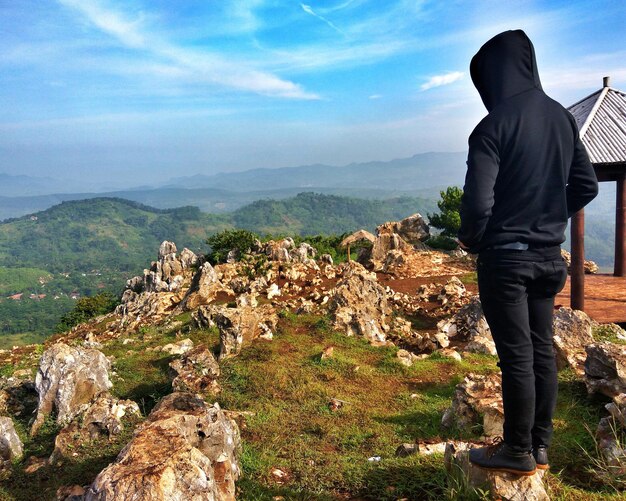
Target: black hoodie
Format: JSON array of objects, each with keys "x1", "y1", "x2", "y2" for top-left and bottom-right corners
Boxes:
[{"x1": 457, "y1": 30, "x2": 598, "y2": 253}]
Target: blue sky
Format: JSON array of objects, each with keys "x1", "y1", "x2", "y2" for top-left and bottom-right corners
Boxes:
[{"x1": 0, "y1": 0, "x2": 624, "y2": 188}]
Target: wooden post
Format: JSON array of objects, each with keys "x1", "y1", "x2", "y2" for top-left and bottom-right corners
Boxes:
[
  {"x1": 571, "y1": 209, "x2": 585, "y2": 311},
  {"x1": 615, "y1": 175, "x2": 626, "y2": 277}
]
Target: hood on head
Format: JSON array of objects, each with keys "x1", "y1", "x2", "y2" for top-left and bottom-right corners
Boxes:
[{"x1": 470, "y1": 29, "x2": 543, "y2": 112}]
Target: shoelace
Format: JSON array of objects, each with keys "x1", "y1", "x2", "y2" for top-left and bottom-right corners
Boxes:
[{"x1": 484, "y1": 436, "x2": 505, "y2": 458}]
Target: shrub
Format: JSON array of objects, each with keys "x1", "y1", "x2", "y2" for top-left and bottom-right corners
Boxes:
[
  {"x1": 56, "y1": 291, "x2": 119, "y2": 331},
  {"x1": 206, "y1": 229, "x2": 259, "y2": 264}
]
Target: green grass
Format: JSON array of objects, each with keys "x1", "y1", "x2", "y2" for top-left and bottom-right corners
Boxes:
[{"x1": 0, "y1": 311, "x2": 623, "y2": 500}]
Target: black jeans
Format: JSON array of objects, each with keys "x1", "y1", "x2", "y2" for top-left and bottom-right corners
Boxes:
[{"x1": 477, "y1": 245, "x2": 568, "y2": 451}]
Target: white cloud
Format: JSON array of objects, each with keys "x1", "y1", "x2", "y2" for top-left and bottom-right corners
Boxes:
[
  {"x1": 57, "y1": 0, "x2": 319, "y2": 99},
  {"x1": 300, "y1": 3, "x2": 345, "y2": 35},
  {"x1": 420, "y1": 71, "x2": 464, "y2": 91},
  {"x1": 369, "y1": 94, "x2": 382, "y2": 99}
]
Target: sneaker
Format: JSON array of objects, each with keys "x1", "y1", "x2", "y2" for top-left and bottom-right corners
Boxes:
[
  {"x1": 532, "y1": 445, "x2": 549, "y2": 470},
  {"x1": 469, "y1": 438, "x2": 537, "y2": 476}
]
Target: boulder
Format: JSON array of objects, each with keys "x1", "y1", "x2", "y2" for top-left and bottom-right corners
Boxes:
[
  {"x1": 442, "y1": 373, "x2": 504, "y2": 438},
  {"x1": 85, "y1": 392, "x2": 241, "y2": 501},
  {"x1": 49, "y1": 395, "x2": 140, "y2": 465},
  {"x1": 170, "y1": 345, "x2": 221, "y2": 394},
  {"x1": 584, "y1": 343, "x2": 626, "y2": 398},
  {"x1": 552, "y1": 307, "x2": 594, "y2": 374},
  {"x1": 31, "y1": 343, "x2": 113, "y2": 435},
  {"x1": 377, "y1": 213, "x2": 430, "y2": 246},
  {"x1": 437, "y1": 297, "x2": 495, "y2": 354},
  {"x1": 180, "y1": 262, "x2": 222, "y2": 310},
  {"x1": 445, "y1": 442, "x2": 548, "y2": 501},
  {"x1": 0, "y1": 416, "x2": 23, "y2": 460},
  {"x1": 200, "y1": 305, "x2": 279, "y2": 360},
  {"x1": 328, "y1": 263, "x2": 391, "y2": 344},
  {"x1": 160, "y1": 338, "x2": 194, "y2": 356}
]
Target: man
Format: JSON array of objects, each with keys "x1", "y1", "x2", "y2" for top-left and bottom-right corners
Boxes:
[{"x1": 457, "y1": 30, "x2": 598, "y2": 475}]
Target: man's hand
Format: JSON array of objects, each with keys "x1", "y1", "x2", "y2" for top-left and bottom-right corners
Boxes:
[{"x1": 456, "y1": 239, "x2": 469, "y2": 251}]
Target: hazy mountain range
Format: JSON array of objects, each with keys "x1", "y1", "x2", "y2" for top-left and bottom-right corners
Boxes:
[{"x1": 0, "y1": 152, "x2": 467, "y2": 220}]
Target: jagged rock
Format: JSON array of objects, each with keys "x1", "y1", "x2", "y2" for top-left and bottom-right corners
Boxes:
[
  {"x1": 328, "y1": 263, "x2": 391, "y2": 345},
  {"x1": 438, "y1": 348, "x2": 463, "y2": 362},
  {"x1": 115, "y1": 290, "x2": 180, "y2": 326},
  {"x1": 85, "y1": 392, "x2": 241, "y2": 501},
  {"x1": 596, "y1": 394, "x2": 626, "y2": 470},
  {"x1": 32, "y1": 343, "x2": 113, "y2": 435},
  {"x1": 201, "y1": 305, "x2": 279, "y2": 360},
  {"x1": 442, "y1": 373, "x2": 504, "y2": 438},
  {"x1": 396, "y1": 349, "x2": 427, "y2": 367},
  {"x1": 0, "y1": 376, "x2": 37, "y2": 418},
  {"x1": 465, "y1": 335, "x2": 497, "y2": 356},
  {"x1": 160, "y1": 338, "x2": 194, "y2": 355},
  {"x1": 437, "y1": 296, "x2": 491, "y2": 341},
  {"x1": 0, "y1": 417, "x2": 23, "y2": 460},
  {"x1": 368, "y1": 231, "x2": 417, "y2": 271},
  {"x1": 561, "y1": 249, "x2": 599, "y2": 274},
  {"x1": 552, "y1": 307, "x2": 594, "y2": 374},
  {"x1": 50, "y1": 395, "x2": 140, "y2": 465},
  {"x1": 584, "y1": 343, "x2": 626, "y2": 398},
  {"x1": 180, "y1": 248, "x2": 199, "y2": 269},
  {"x1": 445, "y1": 442, "x2": 548, "y2": 501},
  {"x1": 319, "y1": 254, "x2": 333, "y2": 265},
  {"x1": 386, "y1": 213, "x2": 430, "y2": 247},
  {"x1": 170, "y1": 345, "x2": 221, "y2": 394},
  {"x1": 437, "y1": 276, "x2": 467, "y2": 306},
  {"x1": 142, "y1": 241, "x2": 186, "y2": 293},
  {"x1": 291, "y1": 242, "x2": 316, "y2": 263},
  {"x1": 180, "y1": 262, "x2": 222, "y2": 310}
]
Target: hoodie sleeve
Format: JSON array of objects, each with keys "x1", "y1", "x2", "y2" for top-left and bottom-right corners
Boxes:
[
  {"x1": 457, "y1": 130, "x2": 500, "y2": 250},
  {"x1": 566, "y1": 134, "x2": 598, "y2": 218}
]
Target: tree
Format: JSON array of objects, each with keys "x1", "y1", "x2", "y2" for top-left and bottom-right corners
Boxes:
[
  {"x1": 56, "y1": 292, "x2": 119, "y2": 332},
  {"x1": 206, "y1": 229, "x2": 259, "y2": 264},
  {"x1": 427, "y1": 186, "x2": 463, "y2": 237}
]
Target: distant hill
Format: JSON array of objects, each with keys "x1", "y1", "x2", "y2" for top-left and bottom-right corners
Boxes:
[
  {"x1": 165, "y1": 152, "x2": 469, "y2": 191},
  {"x1": 0, "y1": 152, "x2": 461, "y2": 220},
  {"x1": 0, "y1": 193, "x2": 434, "y2": 344}
]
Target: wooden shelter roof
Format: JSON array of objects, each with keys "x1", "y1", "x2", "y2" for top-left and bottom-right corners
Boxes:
[
  {"x1": 340, "y1": 229, "x2": 376, "y2": 247},
  {"x1": 568, "y1": 78, "x2": 626, "y2": 165}
]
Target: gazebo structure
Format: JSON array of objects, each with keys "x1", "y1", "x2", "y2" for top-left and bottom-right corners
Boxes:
[
  {"x1": 567, "y1": 77, "x2": 626, "y2": 311},
  {"x1": 340, "y1": 229, "x2": 375, "y2": 262}
]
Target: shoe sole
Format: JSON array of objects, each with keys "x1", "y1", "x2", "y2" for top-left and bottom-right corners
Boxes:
[
  {"x1": 472, "y1": 464, "x2": 537, "y2": 476},
  {"x1": 536, "y1": 464, "x2": 549, "y2": 470}
]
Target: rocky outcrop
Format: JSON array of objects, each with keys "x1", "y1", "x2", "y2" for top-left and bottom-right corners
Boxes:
[
  {"x1": 437, "y1": 297, "x2": 496, "y2": 356},
  {"x1": 445, "y1": 442, "x2": 548, "y2": 501},
  {"x1": 0, "y1": 417, "x2": 23, "y2": 460},
  {"x1": 196, "y1": 304, "x2": 278, "y2": 360},
  {"x1": 50, "y1": 395, "x2": 140, "y2": 465},
  {"x1": 85, "y1": 392, "x2": 241, "y2": 501},
  {"x1": 170, "y1": 345, "x2": 221, "y2": 394},
  {"x1": 442, "y1": 373, "x2": 504, "y2": 438},
  {"x1": 137, "y1": 241, "x2": 197, "y2": 294},
  {"x1": 179, "y1": 262, "x2": 223, "y2": 311},
  {"x1": 552, "y1": 307, "x2": 595, "y2": 374},
  {"x1": 31, "y1": 343, "x2": 113, "y2": 435},
  {"x1": 260, "y1": 238, "x2": 317, "y2": 265},
  {"x1": 584, "y1": 342, "x2": 626, "y2": 398},
  {"x1": 561, "y1": 249, "x2": 599, "y2": 274},
  {"x1": 328, "y1": 263, "x2": 391, "y2": 345}
]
